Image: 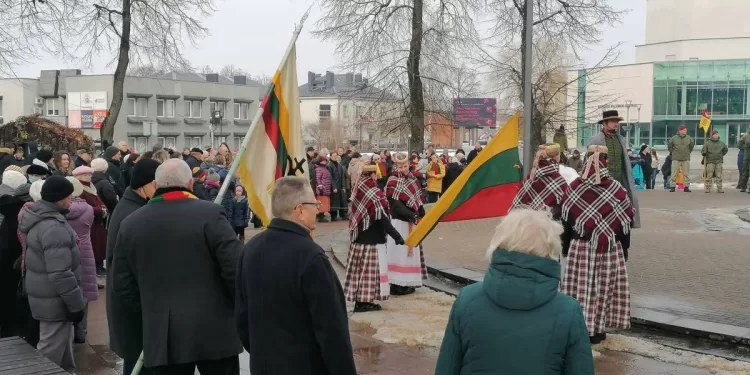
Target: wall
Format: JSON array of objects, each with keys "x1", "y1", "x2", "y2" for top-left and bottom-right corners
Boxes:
[
  {"x1": 645, "y1": 0, "x2": 750, "y2": 44},
  {"x1": 636, "y1": 39, "x2": 750, "y2": 64},
  {"x1": 0, "y1": 79, "x2": 41, "y2": 123}
]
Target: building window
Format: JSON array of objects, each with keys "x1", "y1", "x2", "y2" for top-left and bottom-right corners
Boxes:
[
  {"x1": 128, "y1": 136, "x2": 149, "y2": 153},
  {"x1": 185, "y1": 100, "x2": 202, "y2": 118},
  {"x1": 214, "y1": 136, "x2": 227, "y2": 145},
  {"x1": 46, "y1": 99, "x2": 59, "y2": 116},
  {"x1": 187, "y1": 136, "x2": 202, "y2": 149},
  {"x1": 235, "y1": 136, "x2": 245, "y2": 148},
  {"x1": 342, "y1": 105, "x2": 349, "y2": 119},
  {"x1": 157, "y1": 99, "x2": 175, "y2": 117},
  {"x1": 127, "y1": 98, "x2": 148, "y2": 117},
  {"x1": 319, "y1": 104, "x2": 331, "y2": 118},
  {"x1": 234, "y1": 102, "x2": 249, "y2": 120},
  {"x1": 156, "y1": 136, "x2": 177, "y2": 149},
  {"x1": 355, "y1": 105, "x2": 364, "y2": 118},
  {"x1": 210, "y1": 101, "x2": 227, "y2": 117}
]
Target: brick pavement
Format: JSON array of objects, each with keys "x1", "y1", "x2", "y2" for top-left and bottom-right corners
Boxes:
[{"x1": 422, "y1": 189, "x2": 750, "y2": 329}]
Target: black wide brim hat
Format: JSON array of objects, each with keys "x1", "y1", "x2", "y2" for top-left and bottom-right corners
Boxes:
[{"x1": 597, "y1": 109, "x2": 624, "y2": 124}]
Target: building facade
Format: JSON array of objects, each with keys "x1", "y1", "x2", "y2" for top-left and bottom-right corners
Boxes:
[
  {"x1": 566, "y1": 0, "x2": 750, "y2": 149},
  {"x1": 0, "y1": 70, "x2": 262, "y2": 152}
]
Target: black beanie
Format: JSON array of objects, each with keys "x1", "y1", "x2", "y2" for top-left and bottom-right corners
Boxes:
[
  {"x1": 104, "y1": 146, "x2": 120, "y2": 160},
  {"x1": 130, "y1": 159, "x2": 161, "y2": 189},
  {"x1": 41, "y1": 176, "x2": 75, "y2": 203},
  {"x1": 36, "y1": 149, "x2": 53, "y2": 163},
  {"x1": 26, "y1": 164, "x2": 49, "y2": 176}
]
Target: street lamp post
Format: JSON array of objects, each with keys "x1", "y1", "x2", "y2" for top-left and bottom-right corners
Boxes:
[
  {"x1": 625, "y1": 100, "x2": 632, "y2": 145},
  {"x1": 408, "y1": 133, "x2": 412, "y2": 156}
]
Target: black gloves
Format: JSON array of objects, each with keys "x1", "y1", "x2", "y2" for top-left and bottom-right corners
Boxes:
[
  {"x1": 395, "y1": 238, "x2": 405, "y2": 245},
  {"x1": 67, "y1": 310, "x2": 85, "y2": 324}
]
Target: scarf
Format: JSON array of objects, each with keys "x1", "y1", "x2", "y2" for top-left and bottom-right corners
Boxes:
[
  {"x1": 511, "y1": 159, "x2": 568, "y2": 213},
  {"x1": 561, "y1": 158, "x2": 634, "y2": 251},
  {"x1": 80, "y1": 180, "x2": 97, "y2": 195},
  {"x1": 349, "y1": 176, "x2": 390, "y2": 241},
  {"x1": 385, "y1": 169, "x2": 423, "y2": 212},
  {"x1": 603, "y1": 130, "x2": 624, "y2": 184},
  {"x1": 429, "y1": 162, "x2": 442, "y2": 175},
  {"x1": 148, "y1": 187, "x2": 198, "y2": 204},
  {"x1": 376, "y1": 161, "x2": 388, "y2": 179}
]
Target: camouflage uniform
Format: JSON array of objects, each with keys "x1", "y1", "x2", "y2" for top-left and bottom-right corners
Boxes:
[{"x1": 702, "y1": 138, "x2": 728, "y2": 193}]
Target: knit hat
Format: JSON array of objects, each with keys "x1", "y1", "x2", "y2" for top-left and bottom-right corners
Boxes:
[
  {"x1": 130, "y1": 159, "x2": 160, "y2": 189},
  {"x1": 72, "y1": 166, "x2": 94, "y2": 176},
  {"x1": 91, "y1": 158, "x2": 109, "y2": 172},
  {"x1": 65, "y1": 176, "x2": 84, "y2": 197},
  {"x1": 104, "y1": 146, "x2": 120, "y2": 159},
  {"x1": 192, "y1": 167, "x2": 207, "y2": 179},
  {"x1": 712, "y1": 130, "x2": 719, "y2": 136},
  {"x1": 26, "y1": 164, "x2": 48, "y2": 176},
  {"x1": 35, "y1": 149, "x2": 53, "y2": 164},
  {"x1": 4, "y1": 165, "x2": 25, "y2": 175},
  {"x1": 206, "y1": 169, "x2": 220, "y2": 182},
  {"x1": 2, "y1": 170, "x2": 27, "y2": 190},
  {"x1": 678, "y1": 125, "x2": 687, "y2": 131},
  {"x1": 41, "y1": 176, "x2": 74, "y2": 203},
  {"x1": 29, "y1": 180, "x2": 44, "y2": 202}
]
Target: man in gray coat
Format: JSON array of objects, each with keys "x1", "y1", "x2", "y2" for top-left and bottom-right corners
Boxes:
[
  {"x1": 112, "y1": 159, "x2": 243, "y2": 374},
  {"x1": 586, "y1": 110, "x2": 641, "y2": 228},
  {"x1": 19, "y1": 176, "x2": 84, "y2": 372}
]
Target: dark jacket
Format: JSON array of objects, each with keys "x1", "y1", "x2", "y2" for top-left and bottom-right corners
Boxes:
[
  {"x1": 92, "y1": 171, "x2": 119, "y2": 214},
  {"x1": 355, "y1": 217, "x2": 402, "y2": 245},
  {"x1": 112, "y1": 190, "x2": 243, "y2": 367},
  {"x1": 0, "y1": 149, "x2": 17, "y2": 173},
  {"x1": 106, "y1": 159, "x2": 125, "y2": 197},
  {"x1": 661, "y1": 154, "x2": 672, "y2": 177},
  {"x1": 442, "y1": 162, "x2": 462, "y2": 193},
  {"x1": 467, "y1": 148, "x2": 482, "y2": 164},
  {"x1": 192, "y1": 180, "x2": 210, "y2": 201},
  {"x1": 105, "y1": 188, "x2": 147, "y2": 360},
  {"x1": 119, "y1": 160, "x2": 135, "y2": 190},
  {"x1": 236, "y1": 218, "x2": 357, "y2": 375},
  {"x1": 0, "y1": 185, "x2": 27, "y2": 331},
  {"x1": 230, "y1": 197, "x2": 250, "y2": 228},
  {"x1": 436, "y1": 249, "x2": 594, "y2": 375},
  {"x1": 185, "y1": 155, "x2": 201, "y2": 171}
]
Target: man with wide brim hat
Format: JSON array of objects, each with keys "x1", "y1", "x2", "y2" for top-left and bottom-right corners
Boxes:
[{"x1": 585, "y1": 109, "x2": 640, "y2": 228}]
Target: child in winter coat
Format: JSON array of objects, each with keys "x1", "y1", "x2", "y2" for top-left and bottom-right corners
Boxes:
[{"x1": 230, "y1": 185, "x2": 250, "y2": 241}]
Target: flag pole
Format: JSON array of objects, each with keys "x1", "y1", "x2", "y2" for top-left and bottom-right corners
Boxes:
[{"x1": 213, "y1": 8, "x2": 312, "y2": 205}]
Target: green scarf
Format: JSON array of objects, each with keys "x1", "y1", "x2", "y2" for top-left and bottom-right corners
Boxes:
[{"x1": 603, "y1": 131, "x2": 624, "y2": 185}]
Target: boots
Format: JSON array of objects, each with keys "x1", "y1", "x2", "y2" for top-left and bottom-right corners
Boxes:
[
  {"x1": 684, "y1": 187, "x2": 692, "y2": 193},
  {"x1": 390, "y1": 284, "x2": 416, "y2": 296},
  {"x1": 353, "y1": 302, "x2": 382, "y2": 313}
]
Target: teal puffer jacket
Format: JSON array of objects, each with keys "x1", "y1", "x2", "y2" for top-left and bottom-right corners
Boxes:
[{"x1": 435, "y1": 249, "x2": 594, "y2": 375}]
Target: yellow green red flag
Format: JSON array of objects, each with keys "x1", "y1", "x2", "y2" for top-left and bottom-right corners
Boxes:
[{"x1": 699, "y1": 109, "x2": 712, "y2": 133}]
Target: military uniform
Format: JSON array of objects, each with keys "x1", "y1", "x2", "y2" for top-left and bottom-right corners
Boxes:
[
  {"x1": 702, "y1": 134, "x2": 728, "y2": 193},
  {"x1": 738, "y1": 133, "x2": 750, "y2": 191},
  {"x1": 667, "y1": 130, "x2": 694, "y2": 191}
]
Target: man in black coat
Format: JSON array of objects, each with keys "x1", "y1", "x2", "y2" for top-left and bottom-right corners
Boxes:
[
  {"x1": 466, "y1": 142, "x2": 483, "y2": 164},
  {"x1": 105, "y1": 159, "x2": 160, "y2": 375},
  {"x1": 236, "y1": 176, "x2": 357, "y2": 375},
  {"x1": 112, "y1": 159, "x2": 243, "y2": 374},
  {"x1": 103, "y1": 146, "x2": 125, "y2": 197},
  {"x1": 185, "y1": 147, "x2": 204, "y2": 170}
]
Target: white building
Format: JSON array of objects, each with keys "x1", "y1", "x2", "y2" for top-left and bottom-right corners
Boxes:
[{"x1": 565, "y1": 0, "x2": 750, "y2": 149}]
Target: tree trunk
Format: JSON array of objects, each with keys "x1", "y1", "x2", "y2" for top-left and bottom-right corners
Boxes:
[
  {"x1": 407, "y1": 0, "x2": 425, "y2": 154},
  {"x1": 519, "y1": 1, "x2": 541, "y2": 153},
  {"x1": 100, "y1": 0, "x2": 132, "y2": 146}
]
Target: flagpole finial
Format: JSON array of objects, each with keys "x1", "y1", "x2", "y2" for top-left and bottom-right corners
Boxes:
[{"x1": 295, "y1": 5, "x2": 313, "y2": 34}]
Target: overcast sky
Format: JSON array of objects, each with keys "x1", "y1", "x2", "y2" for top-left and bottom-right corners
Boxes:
[{"x1": 10, "y1": 0, "x2": 646, "y2": 81}]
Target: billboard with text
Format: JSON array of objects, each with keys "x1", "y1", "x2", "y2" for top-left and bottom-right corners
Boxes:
[
  {"x1": 68, "y1": 92, "x2": 108, "y2": 129},
  {"x1": 452, "y1": 98, "x2": 497, "y2": 128}
]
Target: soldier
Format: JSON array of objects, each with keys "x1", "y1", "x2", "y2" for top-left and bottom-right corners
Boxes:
[
  {"x1": 702, "y1": 130, "x2": 728, "y2": 193},
  {"x1": 738, "y1": 132, "x2": 750, "y2": 191},
  {"x1": 667, "y1": 125, "x2": 695, "y2": 192}
]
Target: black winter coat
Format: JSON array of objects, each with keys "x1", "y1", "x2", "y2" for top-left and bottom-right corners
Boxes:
[
  {"x1": 105, "y1": 188, "x2": 147, "y2": 360},
  {"x1": 442, "y1": 162, "x2": 463, "y2": 193},
  {"x1": 192, "y1": 180, "x2": 210, "y2": 201},
  {"x1": 112, "y1": 189, "x2": 243, "y2": 367},
  {"x1": 230, "y1": 197, "x2": 249, "y2": 228},
  {"x1": 236, "y1": 219, "x2": 357, "y2": 375},
  {"x1": 91, "y1": 172, "x2": 118, "y2": 214},
  {"x1": 355, "y1": 217, "x2": 402, "y2": 245},
  {"x1": 106, "y1": 159, "x2": 124, "y2": 197}
]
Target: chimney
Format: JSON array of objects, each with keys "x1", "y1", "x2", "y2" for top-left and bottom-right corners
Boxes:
[
  {"x1": 308, "y1": 71, "x2": 315, "y2": 88},
  {"x1": 325, "y1": 71, "x2": 335, "y2": 89},
  {"x1": 346, "y1": 73, "x2": 354, "y2": 85},
  {"x1": 206, "y1": 73, "x2": 219, "y2": 83},
  {"x1": 233, "y1": 75, "x2": 247, "y2": 85},
  {"x1": 355, "y1": 73, "x2": 362, "y2": 84}
]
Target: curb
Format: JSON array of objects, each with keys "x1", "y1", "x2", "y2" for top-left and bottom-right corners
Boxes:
[{"x1": 327, "y1": 227, "x2": 750, "y2": 346}]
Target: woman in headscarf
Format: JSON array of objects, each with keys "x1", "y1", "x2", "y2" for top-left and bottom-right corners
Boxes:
[
  {"x1": 560, "y1": 145, "x2": 634, "y2": 345},
  {"x1": 344, "y1": 164, "x2": 404, "y2": 313},
  {"x1": 511, "y1": 143, "x2": 569, "y2": 220},
  {"x1": 384, "y1": 153, "x2": 426, "y2": 296}
]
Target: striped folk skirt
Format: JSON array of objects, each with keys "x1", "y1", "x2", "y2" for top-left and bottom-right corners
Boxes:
[
  {"x1": 385, "y1": 219, "x2": 428, "y2": 287},
  {"x1": 560, "y1": 239, "x2": 631, "y2": 336},
  {"x1": 343, "y1": 243, "x2": 389, "y2": 303}
]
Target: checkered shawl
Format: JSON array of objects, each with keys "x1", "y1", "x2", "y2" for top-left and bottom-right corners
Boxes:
[
  {"x1": 349, "y1": 176, "x2": 390, "y2": 242},
  {"x1": 511, "y1": 160, "x2": 569, "y2": 212},
  {"x1": 385, "y1": 169, "x2": 423, "y2": 212},
  {"x1": 562, "y1": 162, "x2": 634, "y2": 251}
]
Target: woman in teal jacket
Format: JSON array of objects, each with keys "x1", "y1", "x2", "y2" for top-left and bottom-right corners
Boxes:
[{"x1": 435, "y1": 209, "x2": 594, "y2": 375}]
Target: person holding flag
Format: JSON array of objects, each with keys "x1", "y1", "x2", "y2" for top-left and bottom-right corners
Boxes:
[
  {"x1": 344, "y1": 164, "x2": 405, "y2": 313},
  {"x1": 510, "y1": 143, "x2": 569, "y2": 220},
  {"x1": 385, "y1": 153, "x2": 426, "y2": 296}
]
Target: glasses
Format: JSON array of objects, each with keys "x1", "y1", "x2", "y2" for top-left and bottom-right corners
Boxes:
[{"x1": 300, "y1": 201, "x2": 321, "y2": 209}]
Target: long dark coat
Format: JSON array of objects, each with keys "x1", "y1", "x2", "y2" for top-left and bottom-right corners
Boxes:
[
  {"x1": 328, "y1": 161, "x2": 348, "y2": 212},
  {"x1": 112, "y1": 190, "x2": 243, "y2": 367},
  {"x1": 80, "y1": 185, "x2": 107, "y2": 264}
]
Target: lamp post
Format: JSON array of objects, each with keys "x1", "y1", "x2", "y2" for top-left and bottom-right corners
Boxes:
[
  {"x1": 212, "y1": 110, "x2": 223, "y2": 148},
  {"x1": 408, "y1": 133, "x2": 412, "y2": 156}
]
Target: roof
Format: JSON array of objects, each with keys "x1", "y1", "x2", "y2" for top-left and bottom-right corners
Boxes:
[
  {"x1": 155, "y1": 72, "x2": 264, "y2": 87},
  {"x1": 299, "y1": 74, "x2": 390, "y2": 100}
]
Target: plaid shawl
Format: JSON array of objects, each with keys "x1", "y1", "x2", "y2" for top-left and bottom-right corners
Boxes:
[
  {"x1": 511, "y1": 159, "x2": 569, "y2": 212},
  {"x1": 349, "y1": 176, "x2": 390, "y2": 241},
  {"x1": 561, "y1": 161, "x2": 634, "y2": 251},
  {"x1": 385, "y1": 169, "x2": 423, "y2": 212}
]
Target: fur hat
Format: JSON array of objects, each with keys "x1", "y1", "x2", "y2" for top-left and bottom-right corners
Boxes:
[
  {"x1": 29, "y1": 180, "x2": 44, "y2": 202},
  {"x1": 65, "y1": 176, "x2": 84, "y2": 197},
  {"x1": 4, "y1": 165, "x2": 25, "y2": 175},
  {"x1": 2, "y1": 170, "x2": 27, "y2": 190},
  {"x1": 91, "y1": 158, "x2": 109, "y2": 172},
  {"x1": 26, "y1": 164, "x2": 48, "y2": 176}
]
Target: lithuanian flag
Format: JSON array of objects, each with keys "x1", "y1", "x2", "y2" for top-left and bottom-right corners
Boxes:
[
  {"x1": 405, "y1": 113, "x2": 523, "y2": 247},
  {"x1": 237, "y1": 44, "x2": 308, "y2": 227}
]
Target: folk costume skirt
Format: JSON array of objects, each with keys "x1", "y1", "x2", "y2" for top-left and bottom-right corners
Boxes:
[
  {"x1": 561, "y1": 239, "x2": 631, "y2": 336},
  {"x1": 343, "y1": 243, "x2": 389, "y2": 303},
  {"x1": 385, "y1": 219, "x2": 428, "y2": 287}
]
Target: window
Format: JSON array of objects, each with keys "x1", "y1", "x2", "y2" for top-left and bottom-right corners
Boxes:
[
  {"x1": 235, "y1": 136, "x2": 245, "y2": 148},
  {"x1": 187, "y1": 136, "x2": 202, "y2": 149},
  {"x1": 214, "y1": 136, "x2": 227, "y2": 145},
  {"x1": 127, "y1": 98, "x2": 148, "y2": 117},
  {"x1": 185, "y1": 100, "x2": 202, "y2": 118},
  {"x1": 342, "y1": 105, "x2": 349, "y2": 119},
  {"x1": 319, "y1": 104, "x2": 331, "y2": 118},
  {"x1": 156, "y1": 136, "x2": 177, "y2": 149},
  {"x1": 210, "y1": 101, "x2": 226, "y2": 117},
  {"x1": 45, "y1": 99, "x2": 59, "y2": 116},
  {"x1": 128, "y1": 136, "x2": 149, "y2": 153},
  {"x1": 156, "y1": 99, "x2": 175, "y2": 117},
  {"x1": 355, "y1": 105, "x2": 365, "y2": 118},
  {"x1": 234, "y1": 102, "x2": 249, "y2": 120}
]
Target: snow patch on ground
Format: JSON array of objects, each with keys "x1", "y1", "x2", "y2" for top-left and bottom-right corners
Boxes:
[
  {"x1": 349, "y1": 288, "x2": 454, "y2": 347},
  {"x1": 596, "y1": 334, "x2": 750, "y2": 375}
]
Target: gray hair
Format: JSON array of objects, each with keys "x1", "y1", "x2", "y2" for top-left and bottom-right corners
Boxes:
[
  {"x1": 117, "y1": 141, "x2": 128, "y2": 148},
  {"x1": 155, "y1": 159, "x2": 192, "y2": 189},
  {"x1": 271, "y1": 176, "x2": 312, "y2": 219},
  {"x1": 486, "y1": 209, "x2": 563, "y2": 260},
  {"x1": 152, "y1": 143, "x2": 163, "y2": 152},
  {"x1": 152, "y1": 150, "x2": 171, "y2": 163}
]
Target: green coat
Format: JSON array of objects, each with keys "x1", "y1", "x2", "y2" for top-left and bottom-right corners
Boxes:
[
  {"x1": 667, "y1": 134, "x2": 695, "y2": 161},
  {"x1": 738, "y1": 133, "x2": 750, "y2": 152},
  {"x1": 435, "y1": 249, "x2": 594, "y2": 375},
  {"x1": 553, "y1": 131, "x2": 568, "y2": 151},
  {"x1": 702, "y1": 139, "x2": 728, "y2": 164}
]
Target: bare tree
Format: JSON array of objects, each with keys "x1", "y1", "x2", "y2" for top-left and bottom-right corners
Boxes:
[
  {"x1": 313, "y1": 0, "x2": 483, "y2": 154},
  {"x1": 199, "y1": 65, "x2": 214, "y2": 74},
  {"x1": 128, "y1": 63, "x2": 167, "y2": 77},
  {"x1": 219, "y1": 65, "x2": 246, "y2": 78},
  {"x1": 304, "y1": 119, "x2": 350, "y2": 150}
]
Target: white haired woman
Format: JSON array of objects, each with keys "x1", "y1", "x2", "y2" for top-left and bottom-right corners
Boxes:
[
  {"x1": 384, "y1": 153, "x2": 426, "y2": 296},
  {"x1": 435, "y1": 209, "x2": 594, "y2": 375},
  {"x1": 560, "y1": 145, "x2": 634, "y2": 345},
  {"x1": 344, "y1": 165, "x2": 404, "y2": 313},
  {"x1": 511, "y1": 143, "x2": 569, "y2": 220}
]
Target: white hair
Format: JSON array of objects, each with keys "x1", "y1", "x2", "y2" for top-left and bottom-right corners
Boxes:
[
  {"x1": 449, "y1": 156, "x2": 458, "y2": 164},
  {"x1": 486, "y1": 209, "x2": 563, "y2": 260},
  {"x1": 155, "y1": 159, "x2": 192, "y2": 189},
  {"x1": 91, "y1": 158, "x2": 109, "y2": 172},
  {"x1": 271, "y1": 176, "x2": 312, "y2": 219},
  {"x1": 118, "y1": 141, "x2": 128, "y2": 148},
  {"x1": 29, "y1": 180, "x2": 44, "y2": 202}
]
